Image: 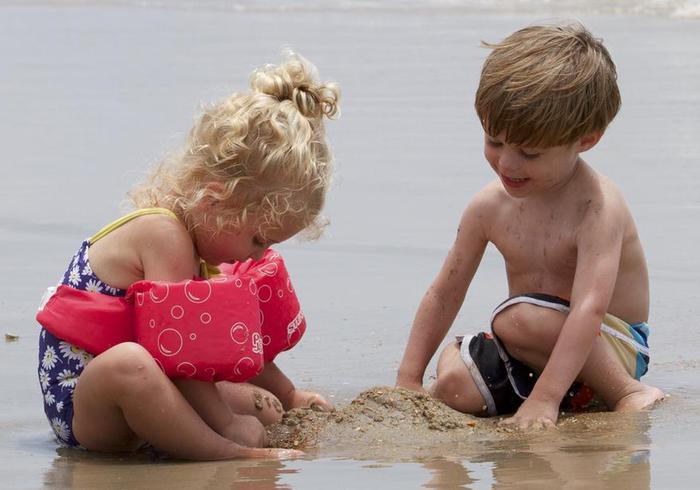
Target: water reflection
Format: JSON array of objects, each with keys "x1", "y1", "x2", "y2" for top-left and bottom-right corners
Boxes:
[
  {"x1": 42, "y1": 450, "x2": 295, "y2": 490},
  {"x1": 420, "y1": 411, "x2": 652, "y2": 489},
  {"x1": 39, "y1": 411, "x2": 653, "y2": 489}
]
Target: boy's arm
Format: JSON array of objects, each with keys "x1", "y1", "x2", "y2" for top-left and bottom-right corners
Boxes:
[
  {"x1": 250, "y1": 361, "x2": 333, "y2": 411},
  {"x1": 396, "y1": 199, "x2": 489, "y2": 391},
  {"x1": 503, "y1": 201, "x2": 625, "y2": 429}
]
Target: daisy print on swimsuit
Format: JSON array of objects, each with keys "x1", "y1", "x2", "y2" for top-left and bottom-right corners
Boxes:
[{"x1": 59, "y1": 341, "x2": 93, "y2": 368}]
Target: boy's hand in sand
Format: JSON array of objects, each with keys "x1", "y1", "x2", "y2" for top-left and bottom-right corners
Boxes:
[
  {"x1": 289, "y1": 389, "x2": 334, "y2": 411},
  {"x1": 500, "y1": 398, "x2": 558, "y2": 430},
  {"x1": 395, "y1": 378, "x2": 426, "y2": 393}
]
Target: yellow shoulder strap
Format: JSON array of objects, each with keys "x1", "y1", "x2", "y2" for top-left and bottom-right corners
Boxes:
[
  {"x1": 89, "y1": 208, "x2": 179, "y2": 244},
  {"x1": 89, "y1": 207, "x2": 220, "y2": 279},
  {"x1": 199, "y1": 261, "x2": 221, "y2": 279}
]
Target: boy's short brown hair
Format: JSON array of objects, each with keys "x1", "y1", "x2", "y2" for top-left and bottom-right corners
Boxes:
[{"x1": 475, "y1": 22, "x2": 621, "y2": 148}]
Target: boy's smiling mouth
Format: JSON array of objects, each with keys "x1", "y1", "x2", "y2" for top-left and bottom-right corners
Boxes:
[{"x1": 501, "y1": 174, "x2": 530, "y2": 188}]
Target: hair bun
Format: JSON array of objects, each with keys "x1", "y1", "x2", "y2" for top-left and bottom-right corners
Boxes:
[{"x1": 250, "y1": 49, "x2": 340, "y2": 119}]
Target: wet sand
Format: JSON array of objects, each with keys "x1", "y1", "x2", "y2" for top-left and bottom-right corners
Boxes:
[
  {"x1": 2, "y1": 1, "x2": 700, "y2": 488},
  {"x1": 267, "y1": 387, "x2": 485, "y2": 453}
]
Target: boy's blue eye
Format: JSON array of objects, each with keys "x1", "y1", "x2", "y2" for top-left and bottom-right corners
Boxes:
[{"x1": 487, "y1": 139, "x2": 502, "y2": 147}]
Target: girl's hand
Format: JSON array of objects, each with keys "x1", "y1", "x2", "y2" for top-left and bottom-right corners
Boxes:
[
  {"x1": 267, "y1": 448, "x2": 306, "y2": 459},
  {"x1": 244, "y1": 447, "x2": 305, "y2": 459},
  {"x1": 288, "y1": 389, "x2": 334, "y2": 411},
  {"x1": 500, "y1": 398, "x2": 559, "y2": 430}
]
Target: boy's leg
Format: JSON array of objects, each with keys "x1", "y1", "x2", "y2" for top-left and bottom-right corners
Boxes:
[
  {"x1": 492, "y1": 303, "x2": 663, "y2": 411},
  {"x1": 430, "y1": 341, "x2": 489, "y2": 416},
  {"x1": 216, "y1": 381, "x2": 285, "y2": 426},
  {"x1": 72, "y1": 342, "x2": 293, "y2": 460}
]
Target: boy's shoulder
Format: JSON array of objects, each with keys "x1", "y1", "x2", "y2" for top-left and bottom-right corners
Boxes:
[
  {"x1": 470, "y1": 180, "x2": 511, "y2": 209},
  {"x1": 459, "y1": 180, "x2": 502, "y2": 221},
  {"x1": 572, "y1": 164, "x2": 630, "y2": 214},
  {"x1": 551, "y1": 164, "x2": 634, "y2": 239}
]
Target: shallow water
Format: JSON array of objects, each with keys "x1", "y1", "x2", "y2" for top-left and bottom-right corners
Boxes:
[{"x1": 1, "y1": 2, "x2": 699, "y2": 488}]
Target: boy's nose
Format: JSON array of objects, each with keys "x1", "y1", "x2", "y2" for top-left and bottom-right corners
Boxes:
[{"x1": 498, "y1": 150, "x2": 522, "y2": 173}]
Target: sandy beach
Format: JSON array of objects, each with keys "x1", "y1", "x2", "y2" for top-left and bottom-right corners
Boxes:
[{"x1": 1, "y1": 1, "x2": 699, "y2": 488}]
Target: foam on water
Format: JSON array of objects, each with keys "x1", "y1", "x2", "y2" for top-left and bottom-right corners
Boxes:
[{"x1": 8, "y1": 0, "x2": 700, "y2": 18}]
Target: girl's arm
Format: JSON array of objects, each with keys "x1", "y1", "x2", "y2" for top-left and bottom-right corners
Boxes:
[
  {"x1": 396, "y1": 197, "x2": 490, "y2": 391},
  {"x1": 250, "y1": 361, "x2": 333, "y2": 411},
  {"x1": 137, "y1": 215, "x2": 197, "y2": 282}
]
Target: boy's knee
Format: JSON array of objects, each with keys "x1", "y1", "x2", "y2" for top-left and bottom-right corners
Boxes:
[
  {"x1": 492, "y1": 304, "x2": 538, "y2": 345},
  {"x1": 432, "y1": 342, "x2": 485, "y2": 415},
  {"x1": 432, "y1": 343, "x2": 460, "y2": 397},
  {"x1": 433, "y1": 369, "x2": 463, "y2": 402}
]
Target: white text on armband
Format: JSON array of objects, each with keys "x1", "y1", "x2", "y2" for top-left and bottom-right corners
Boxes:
[{"x1": 287, "y1": 310, "x2": 304, "y2": 334}]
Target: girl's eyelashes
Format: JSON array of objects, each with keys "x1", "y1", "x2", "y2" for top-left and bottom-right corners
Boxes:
[{"x1": 252, "y1": 236, "x2": 265, "y2": 247}]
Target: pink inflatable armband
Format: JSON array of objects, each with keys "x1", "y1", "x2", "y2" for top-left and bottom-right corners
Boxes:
[
  {"x1": 219, "y1": 249, "x2": 306, "y2": 362},
  {"x1": 37, "y1": 285, "x2": 132, "y2": 355},
  {"x1": 36, "y1": 249, "x2": 306, "y2": 383},
  {"x1": 127, "y1": 275, "x2": 263, "y2": 382}
]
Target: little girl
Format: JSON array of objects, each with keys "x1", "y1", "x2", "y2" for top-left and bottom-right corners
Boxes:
[{"x1": 37, "y1": 50, "x2": 340, "y2": 460}]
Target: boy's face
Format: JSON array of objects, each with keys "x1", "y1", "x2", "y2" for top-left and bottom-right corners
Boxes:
[{"x1": 484, "y1": 133, "x2": 583, "y2": 198}]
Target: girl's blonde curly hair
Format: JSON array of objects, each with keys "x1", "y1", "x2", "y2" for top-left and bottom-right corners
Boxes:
[{"x1": 129, "y1": 50, "x2": 340, "y2": 240}]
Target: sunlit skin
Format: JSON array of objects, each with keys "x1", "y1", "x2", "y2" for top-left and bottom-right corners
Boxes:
[{"x1": 397, "y1": 131, "x2": 664, "y2": 429}]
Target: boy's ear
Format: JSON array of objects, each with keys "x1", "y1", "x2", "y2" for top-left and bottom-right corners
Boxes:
[{"x1": 576, "y1": 131, "x2": 604, "y2": 152}]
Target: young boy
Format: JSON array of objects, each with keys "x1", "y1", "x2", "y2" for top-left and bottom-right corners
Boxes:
[{"x1": 396, "y1": 23, "x2": 664, "y2": 429}]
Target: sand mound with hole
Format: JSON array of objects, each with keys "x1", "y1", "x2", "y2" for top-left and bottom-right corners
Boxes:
[{"x1": 266, "y1": 386, "x2": 508, "y2": 455}]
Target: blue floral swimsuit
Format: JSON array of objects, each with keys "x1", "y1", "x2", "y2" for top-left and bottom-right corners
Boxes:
[
  {"x1": 37, "y1": 208, "x2": 176, "y2": 448},
  {"x1": 37, "y1": 239, "x2": 126, "y2": 447}
]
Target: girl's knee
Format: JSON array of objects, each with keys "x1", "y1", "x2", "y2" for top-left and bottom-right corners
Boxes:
[
  {"x1": 228, "y1": 414, "x2": 267, "y2": 448},
  {"x1": 90, "y1": 342, "x2": 163, "y2": 389},
  {"x1": 216, "y1": 382, "x2": 284, "y2": 426},
  {"x1": 250, "y1": 390, "x2": 284, "y2": 426}
]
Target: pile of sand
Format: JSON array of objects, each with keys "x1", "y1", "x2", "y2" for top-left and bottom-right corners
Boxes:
[{"x1": 266, "y1": 386, "x2": 504, "y2": 455}]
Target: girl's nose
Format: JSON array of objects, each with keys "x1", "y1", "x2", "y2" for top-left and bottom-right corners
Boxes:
[{"x1": 250, "y1": 249, "x2": 266, "y2": 261}]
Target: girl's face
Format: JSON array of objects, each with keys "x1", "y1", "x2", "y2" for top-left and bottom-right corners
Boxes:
[{"x1": 193, "y1": 214, "x2": 302, "y2": 266}]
